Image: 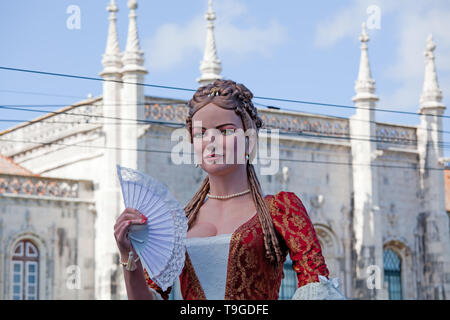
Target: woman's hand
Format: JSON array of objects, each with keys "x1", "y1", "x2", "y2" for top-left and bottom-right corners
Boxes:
[{"x1": 114, "y1": 208, "x2": 147, "y2": 259}]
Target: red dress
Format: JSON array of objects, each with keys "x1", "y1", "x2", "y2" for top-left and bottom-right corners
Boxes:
[{"x1": 143, "y1": 191, "x2": 330, "y2": 300}]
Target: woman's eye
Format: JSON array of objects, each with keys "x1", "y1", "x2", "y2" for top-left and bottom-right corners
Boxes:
[{"x1": 221, "y1": 128, "x2": 235, "y2": 136}]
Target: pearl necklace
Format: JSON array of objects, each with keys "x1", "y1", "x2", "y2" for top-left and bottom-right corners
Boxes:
[{"x1": 207, "y1": 189, "x2": 251, "y2": 199}]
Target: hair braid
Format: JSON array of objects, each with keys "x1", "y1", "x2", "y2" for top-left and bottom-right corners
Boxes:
[
  {"x1": 247, "y1": 164, "x2": 284, "y2": 265},
  {"x1": 184, "y1": 175, "x2": 210, "y2": 229}
]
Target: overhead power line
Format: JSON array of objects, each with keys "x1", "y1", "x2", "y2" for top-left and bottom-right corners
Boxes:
[
  {"x1": 0, "y1": 66, "x2": 196, "y2": 93},
  {"x1": 0, "y1": 105, "x2": 185, "y2": 128},
  {"x1": 0, "y1": 137, "x2": 444, "y2": 172},
  {"x1": 0, "y1": 89, "x2": 88, "y2": 99},
  {"x1": 1, "y1": 66, "x2": 448, "y2": 119},
  {"x1": 1, "y1": 104, "x2": 450, "y2": 149},
  {"x1": 2, "y1": 99, "x2": 450, "y2": 138}
]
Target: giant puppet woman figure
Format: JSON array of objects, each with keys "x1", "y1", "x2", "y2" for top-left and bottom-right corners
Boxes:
[{"x1": 114, "y1": 79, "x2": 346, "y2": 300}]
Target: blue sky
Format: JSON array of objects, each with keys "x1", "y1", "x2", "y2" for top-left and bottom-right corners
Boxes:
[{"x1": 1, "y1": 0, "x2": 450, "y2": 157}]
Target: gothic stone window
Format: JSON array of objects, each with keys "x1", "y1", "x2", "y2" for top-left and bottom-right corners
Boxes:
[
  {"x1": 278, "y1": 254, "x2": 297, "y2": 299},
  {"x1": 383, "y1": 249, "x2": 402, "y2": 300},
  {"x1": 12, "y1": 240, "x2": 39, "y2": 300}
]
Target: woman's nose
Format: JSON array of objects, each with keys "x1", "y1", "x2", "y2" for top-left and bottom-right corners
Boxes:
[
  {"x1": 202, "y1": 132, "x2": 226, "y2": 151},
  {"x1": 202, "y1": 128, "x2": 217, "y2": 141},
  {"x1": 202, "y1": 130, "x2": 221, "y2": 145},
  {"x1": 202, "y1": 136, "x2": 217, "y2": 152}
]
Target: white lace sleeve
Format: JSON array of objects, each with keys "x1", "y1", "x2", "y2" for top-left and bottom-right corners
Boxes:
[
  {"x1": 292, "y1": 276, "x2": 347, "y2": 300},
  {"x1": 148, "y1": 287, "x2": 164, "y2": 300}
]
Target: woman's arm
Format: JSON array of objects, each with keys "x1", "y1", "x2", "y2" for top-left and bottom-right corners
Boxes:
[
  {"x1": 121, "y1": 253, "x2": 160, "y2": 300},
  {"x1": 271, "y1": 191, "x2": 329, "y2": 285},
  {"x1": 271, "y1": 191, "x2": 346, "y2": 299},
  {"x1": 114, "y1": 208, "x2": 159, "y2": 300}
]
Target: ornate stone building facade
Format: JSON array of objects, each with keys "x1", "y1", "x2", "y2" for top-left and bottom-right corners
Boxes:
[
  {"x1": 0, "y1": 155, "x2": 95, "y2": 299},
  {"x1": 0, "y1": 0, "x2": 449, "y2": 300}
]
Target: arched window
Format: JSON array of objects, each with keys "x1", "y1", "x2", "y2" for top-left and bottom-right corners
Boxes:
[
  {"x1": 278, "y1": 254, "x2": 297, "y2": 299},
  {"x1": 383, "y1": 249, "x2": 402, "y2": 300},
  {"x1": 11, "y1": 240, "x2": 39, "y2": 300},
  {"x1": 315, "y1": 225, "x2": 342, "y2": 280}
]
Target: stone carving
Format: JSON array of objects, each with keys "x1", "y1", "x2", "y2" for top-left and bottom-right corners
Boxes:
[
  {"x1": 310, "y1": 194, "x2": 325, "y2": 209},
  {"x1": 142, "y1": 103, "x2": 417, "y2": 151},
  {"x1": 144, "y1": 104, "x2": 187, "y2": 123},
  {"x1": 0, "y1": 175, "x2": 79, "y2": 198},
  {"x1": 386, "y1": 202, "x2": 399, "y2": 228},
  {"x1": 376, "y1": 124, "x2": 417, "y2": 147}
]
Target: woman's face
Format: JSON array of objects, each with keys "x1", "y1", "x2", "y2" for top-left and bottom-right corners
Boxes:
[{"x1": 191, "y1": 103, "x2": 248, "y2": 175}]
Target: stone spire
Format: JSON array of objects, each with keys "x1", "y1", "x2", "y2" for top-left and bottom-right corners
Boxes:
[
  {"x1": 97, "y1": 0, "x2": 124, "y2": 300},
  {"x1": 416, "y1": 35, "x2": 450, "y2": 300},
  {"x1": 353, "y1": 23, "x2": 378, "y2": 102},
  {"x1": 122, "y1": 0, "x2": 147, "y2": 74},
  {"x1": 120, "y1": 0, "x2": 146, "y2": 177},
  {"x1": 197, "y1": 0, "x2": 222, "y2": 85},
  {"x1": 349, "y1": 22, "x2": 382, "y2": 299},
  {"x1": 420, "y1": 34, "x2": 444, "y2": 109},
  {"x1": 100, "y1": 0, "x2": 122, "y2": 76}
]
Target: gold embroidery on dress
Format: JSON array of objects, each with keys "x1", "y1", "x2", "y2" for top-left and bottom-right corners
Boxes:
[
  {"x1": 273, "y1": 192, "x2": 329, "y2": 287},
  {"x1": 224, "y1": 194, "x2": 285, "y2": 299},
  {"x1": 181, "y1": 191, "x2": 328, "y2": 299}
]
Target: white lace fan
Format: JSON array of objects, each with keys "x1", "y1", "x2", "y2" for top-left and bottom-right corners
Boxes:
[{"x1": 116, "y1": 164, "x2": 188, "y2": 291}]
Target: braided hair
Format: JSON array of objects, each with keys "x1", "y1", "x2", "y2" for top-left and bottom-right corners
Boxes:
[{"x1": 184, "y1": 79, "x2": 284, "y2": 266}]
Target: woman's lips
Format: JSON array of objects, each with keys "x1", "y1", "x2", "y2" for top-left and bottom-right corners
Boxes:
[{"x1": 205, "y1": 153, "x2": 223, "y2": 159}]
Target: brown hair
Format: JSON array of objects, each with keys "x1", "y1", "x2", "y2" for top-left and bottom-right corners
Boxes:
[{"x1": 184, "y1": 79, "x2": 284, "y2": 266}]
